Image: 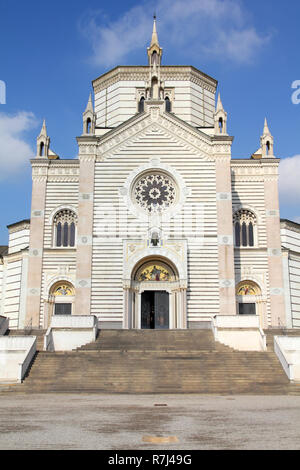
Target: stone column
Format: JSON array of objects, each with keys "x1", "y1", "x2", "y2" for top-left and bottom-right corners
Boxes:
[
  {"x1": 181, "y1": 288, "x2": 187, "y2": 329},
  {"x1": 215, "y1": 150, "x2": 236, "y2": 315},
  {"x1": 18, "y1": 254, "x2": 29, "y2": 329},
  {"x1": 282, "y1": 250, "x2": 293, "y2": 329},
  {"x1": 170, "y1": 291, "x2": 176, "y2": 329},
  {"x1": 263, "y1": 162, "x2": 286, "y2": 327},
  {"x1": 25, "y1": 159, "x2": 49, "y2": 328},
  {"x1": 137, "y1": 293, "x2": 142, "y2": 329},
  {"x1": 74, "y1": 148, "x2": 96, "y2": 316},
  {"x1": 123, "y1": 287, "x2": 131, "y2": 329},
  {"x1": 169, "y1": 291, "x2": 174, "y2": 329}
]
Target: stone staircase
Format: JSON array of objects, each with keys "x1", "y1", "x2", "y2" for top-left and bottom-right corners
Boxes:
[{"x1": 1, "y1": 329, "x2": 300, "y2": 395}]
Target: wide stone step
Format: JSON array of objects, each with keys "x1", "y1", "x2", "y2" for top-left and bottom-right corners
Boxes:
[
  {"x1": 2, "y1": 329, "x2": 298, "y2": 395},
  {"x1": 77, "y1": 329, "x2": 232, "y2": 352}
]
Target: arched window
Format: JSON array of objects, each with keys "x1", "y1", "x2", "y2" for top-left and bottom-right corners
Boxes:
[
  {"x1": 219, "y1": 117, "x2": 223, "y2": 133},
  {"x1": 86, "y1": 118, "x2": 91, "y2": 134},
  {"x1": 165, "y1": 97, "x2": 171, "y2": 112},
  {"x1": 50, "y1": 281, "x2": 75, "y2": 316},
  {"x1": 40, "y1": 142, "x2": 44, "y2": 156},
  {"x1": 53, "y1": 209, "x2": 77, "y2": 247},
  {"x1": 151, "y1": 51, "x2": 158, "y2": 65},
  {"x1": 236, "y1": 280, "x2": 262, "y2": 316},
  {"x1": 233, "y1": 210, "x2": 257, "y2": 247},
  {"x1": 138, "y1": 96, "x2": 145, "y2": 113}
]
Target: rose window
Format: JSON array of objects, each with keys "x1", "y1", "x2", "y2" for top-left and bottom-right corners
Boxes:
[{"x1": 134, "y1": 173, "x2": 176, "y2": 213}]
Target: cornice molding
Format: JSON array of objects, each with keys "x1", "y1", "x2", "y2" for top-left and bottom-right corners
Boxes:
[
  {"x1": 48, "y1": 167, "x2": 79, "y2": 175},
  {"x1": 32, "y1": 175, "x2": 48, "y2": 182},
  {"x1": 47, "y1": 177, "x2": 79, "y2": 183},
  {"x1": 31, "y1": 159, "x2": 50, "y2": 169},
  {"x1": 78, "y1": 154, "x2": 97, "y2": 162},
  {"x1": 280, "y1": 219, "x2": 300, "y2": 234},
  {"x1": 232, "y1": 176, "x2": 278, "y2": 182},
  {"x1": 92, "y1": 66, "x2": 217, "y2": 95},
  {"x1": 231, "y1": 158, "x2": 280, "y2": 166},
  {"x1": 8, "y1": 223, "x2": 30, "y2": 234},
  {"x1": 49, "y1": 160, "x2": 79, "y2": 167},
  {"x1": 231, "y1": 165, "x2": 278, "y2": 176}
]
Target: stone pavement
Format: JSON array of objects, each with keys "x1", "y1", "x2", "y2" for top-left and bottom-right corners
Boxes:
[{"x1": 0, "y1": 394, "x2": 300, "y2": 450}]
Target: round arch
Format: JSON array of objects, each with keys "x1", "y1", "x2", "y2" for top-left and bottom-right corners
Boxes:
[
  {"x1": 126, "y1": 247, "x2": 187, "y2": 283},
  {"x1": 132, "y1": 256, "x2": 179, "y2": 283},
  {"x1": 50, "y1": 280, "x2": 75, "y2": 297},
  {"x1": 236, "y1": 279, "x2": 264, "y2": 320},
  {"x1": 236, "y1": 280, "x2": 262, "y2": 296},
  {"x1": 124, "y1": 255, "x2": 186, "y2": 330},
  {"x1": 44, "y1": 280, "x2": 76, "y2": 327}
]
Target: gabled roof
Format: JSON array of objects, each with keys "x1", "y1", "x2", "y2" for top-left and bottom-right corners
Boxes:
[{"x1": 96, "y1": 102, "x2": 232, "y2": 149}]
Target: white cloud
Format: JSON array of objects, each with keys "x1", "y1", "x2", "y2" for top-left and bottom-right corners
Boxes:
[
  {"x1": 279, "y1": 155, "x2": 300, "y2": 205},
  {"x1": 79, "y1": 0, "x2": 270, "y2": 68},
  {"x1": 0, "y1": 111, "x2": 37, "y2": 179}
]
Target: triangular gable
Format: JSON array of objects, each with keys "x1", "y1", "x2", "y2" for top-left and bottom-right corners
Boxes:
[{"x1": 98, "y1": 107, "x2": 214, "y2": 161}]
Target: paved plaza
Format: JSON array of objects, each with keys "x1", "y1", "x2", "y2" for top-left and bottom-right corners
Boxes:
[{"x1": 0, "y1": 393, "x2": 300, "y2": 450}]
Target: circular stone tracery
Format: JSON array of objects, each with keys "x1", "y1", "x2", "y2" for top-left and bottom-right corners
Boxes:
[{"x1": 134, "y1": 173, "x2": 177, "y2": 213}]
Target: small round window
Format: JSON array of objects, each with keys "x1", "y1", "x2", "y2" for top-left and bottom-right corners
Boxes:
[{"x1": 133, "y1": 172, "x2": 177, "y2": 214}]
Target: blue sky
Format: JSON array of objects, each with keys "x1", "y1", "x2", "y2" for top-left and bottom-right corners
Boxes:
[{"x1": 0, "y1": 0, "x2": 300, "y2": 245}]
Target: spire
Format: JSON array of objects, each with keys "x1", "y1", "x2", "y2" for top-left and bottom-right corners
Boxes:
[
  {"x1": 39, "y1": 119, "x2": 48, "y2": 137},
  {"x1": 263, "y1": 117, "x2": 271, "y2": 136},
  {"x1": 260, "y1": 117, "x2": 274, "y2": 157},
  {"x1": 147, "y1": 15, "x2": 163, "y2": 66},
  {"x1": 82, "y1": 93, "x2": 96, "y2": 135},
  {"x1": 216, "y1": 93, "x2": 224, "y2": 112},
  {"x1": 150, "y1": 15, "x2": 159, "y2": 47},
  {"x1": 36, "y1": 119, "x2": 50, "y2": 157},
  {"x1": 85, "y1": 93, "x2": 94, "y2": 113},
  {"x1": 214, "y1": 93, "x2": 227, "y2": 135}
]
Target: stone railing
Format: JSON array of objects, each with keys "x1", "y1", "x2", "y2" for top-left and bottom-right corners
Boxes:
[
  {"x1": 212, "y1": 315, "x2": 266, "y2": 351},
  {"x1": 49, "y1": 315, "x2": 97, "y2": 329},
  {"x1": 0, "y1": 336, "x2": 37, "y2": 382},
  {"x1": 0, "y1": 316, "x2": 9, "y2": 336},
  {"x1": 274, "y1": 336, "x2": 300, "y2": 381},
  {"x1": 44, "y1": 315, "x2": 98, "y2": 351}
]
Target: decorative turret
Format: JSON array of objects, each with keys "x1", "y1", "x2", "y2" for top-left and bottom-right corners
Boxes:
[
  {"x1": 83, "y1": 93, "x2": 96, "y2": 135},
  {"x1": 36, "y1": 120, "x2": 50, "y2": 157},
  {"x1": 251, "y1": 118, "x2": 274, "y2": 159},
  {"x1": 146, "y1": 16, "x2": 164, "y2": 101},
  {"x1": 214, "y1": 93, "x2": 227, "y2": 135},
  {"x1": 260, "y1": 118, "x2": 274, "y2": 157},
  {"x1": 147, "y1": 15, "x2": 163, "y2": 67}
]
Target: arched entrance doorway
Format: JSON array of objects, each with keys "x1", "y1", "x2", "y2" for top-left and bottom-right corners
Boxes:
[
  {"x1": 124, "y1": 256, "x2": 186, "y2": 330},
  {"x1": 141, "y1": 291, "x2": 169, "y2": 329},
  {"x1": 135, "y1": 261, "x2": 176, "y2": 329},
  {"x1": 236, "y1": 280, "x2": 262, "y2": 316}
]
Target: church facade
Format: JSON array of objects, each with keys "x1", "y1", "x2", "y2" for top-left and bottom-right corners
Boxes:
[{"x1": 1, "y1": 21, "x2": 299, "y2": 332}]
